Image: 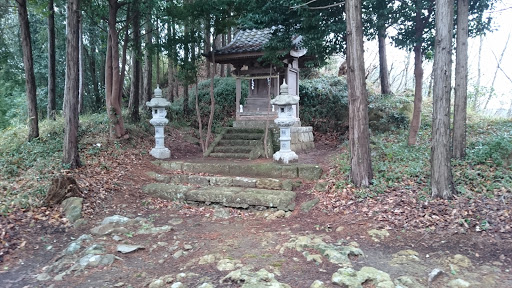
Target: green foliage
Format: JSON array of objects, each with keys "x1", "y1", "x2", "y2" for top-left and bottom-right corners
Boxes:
[
  {"x1": 299, "y1": 76, "x2": 410, "y2": 135},
  {"x1": 465, "y1": 120, "x2": 512, "y2": 167},
  {"x1": 299, "y1": 76, "x2": 349, "y2": 134},
  {"x1": 333, "y1": 118, "x2": 512, "y2": 200},
  {"x1": 186, "y1": 77, "x2": 248, "y2": 131},
  {"x1": 238, "y1": 0, "x2": 345, "y2": 67}
]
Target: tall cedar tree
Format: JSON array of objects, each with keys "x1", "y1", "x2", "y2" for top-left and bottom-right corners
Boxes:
[
  {"x1": 129, "y1": 3, "x2": 141, "y2": 123},
  {"x1": 16, "y1": 0, "x2": 39, "y2": 141},
  {"x1": 407, "y1": 0, "x2": 434, "y2": 146},
  {"x1": 47, "y1": 0, "x2": 56, "y2": 120},
  {"x1": 452, "y1": 0, "x2": 469, "y2": 159},
  {"x1": 346, "y1": 0, "x2": 373, "y2": 187},
  {"x1": 431, "y1": 0, "x2": 455, "y2": 199},
  {"x1": 63, "y1": 0, "x2": 81, "y2": 168},
  {"x1": 105, "y1": 0, "x2": 127, "y2": 138}
]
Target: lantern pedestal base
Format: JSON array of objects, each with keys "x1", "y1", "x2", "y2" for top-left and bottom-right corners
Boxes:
[
  {"x1": 273, "y1": 150, "x2": 298, "y2": 164},
  {"x1": 150, "y1": 147, "x2": 171, "y2": 159}
]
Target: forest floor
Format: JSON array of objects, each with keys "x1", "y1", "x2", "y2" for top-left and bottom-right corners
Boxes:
[{"x1": 1, "y1": 126, "x2": 512, "y2": 287}]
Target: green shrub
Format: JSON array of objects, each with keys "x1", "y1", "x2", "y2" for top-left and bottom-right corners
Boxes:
[
  {"x1": 187, "y1": 77, "x2": 248, "y2": 131},
  {"x1": 299, "y1": 76, "x2": 410, "y2": 135},
  {"x1": 300, "y1": 76, "x2": 349, "y2": 134}
]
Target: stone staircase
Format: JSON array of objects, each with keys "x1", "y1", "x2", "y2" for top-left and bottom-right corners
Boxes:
[
  {"x1": 143, "y1": 160, "x2": 324, "y2": 211},
  {"x1": 204, "y1": 127, "x2": 273, "y2": 160}
]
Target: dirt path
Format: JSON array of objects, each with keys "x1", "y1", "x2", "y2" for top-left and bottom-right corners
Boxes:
[{"x1": 1, "y1": 134, "x2": 512, "y2": 287}]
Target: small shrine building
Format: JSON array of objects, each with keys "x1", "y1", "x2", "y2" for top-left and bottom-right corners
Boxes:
[{"x1": 204, "y1": 28, "x2": 314, "y2": 154}]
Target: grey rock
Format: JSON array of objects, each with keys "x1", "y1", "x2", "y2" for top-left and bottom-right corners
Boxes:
[
  {"x1": 428, "y1": 268, "x2": 445, "y2": 284},
  {"x1": 217, "y1": 259, "x2": 241, "y2": 271},
  {"x1": 112, "y1": 235, "x2": 123, "y2": 241},
  {"x1": 213, "y1": 207, "x2": 231, "y2": 219},
  {"x1": 65, "y1": 242, "x2": 82, "y2": 255},
  {"x1": 169, "y1": 218, "x2": 183, "y2": 225},
  {"x1": 117, "y1": 244, "x2": 144, "y2": 254},
  {"x1": 395, "y1": 276, "x2": 425, "y2": 288},
  {"x1": 368, "y1": 229, "x2": 390, "y2": 242},
  {"x1": 197, "y1": 283, "x2": 214, "y2": 288},
  {"x1": 171, "y1": 282, "x2": 184, "y2": 288},
  {"x1": 101, "y1": 215, "x2": 131, "y2": 225},
  {"x1": 53, "y1": 273, "x2": 65, "y2": 281},
  {"x1": 79, "y1": 254, "x2": 115, "y2": 268},
  {"x1": 199, "y1": 254, "x2": 217, "y2": 264},
  {"x1": 221, "y1": 267, "x2": 290, "y2": 287},
  {"x1": 448, "y1": 279, "x2": 471, "y2": 288},
  {"x1": 173, "y1": 250, "x2": 184, "y2": 259},
  {"x1": 149, "y1": 279, "x2": 165, "y2": 288},
  {"x1": 332, "y1": 267, "x2": 394, "y2": 288},
  {"x1": 90, "y1": 223, "x2": 129, "y2": 236},
  {"x1": 310, "y1": 280, "x2": 326, "y2": 288},
  {"x1": 137, "y1": 225, "x2": 173, "y2": 235},
  {"x1": 84, "y1": 244, "x2": 106, "y2": 255},
  {"x1": 300, "y1": 198, "x2": 319, "y2": 213},
  {"x1": 61, "y1": 197, "x2": 83, "y2": 223},
  {"x1": 36, "y1": 273, "x2": 51, "y2": 281}
]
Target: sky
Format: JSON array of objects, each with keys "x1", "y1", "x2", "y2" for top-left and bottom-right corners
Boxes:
[{"x1": 325, "y1": 2, "x2": 512, "y2": 116}]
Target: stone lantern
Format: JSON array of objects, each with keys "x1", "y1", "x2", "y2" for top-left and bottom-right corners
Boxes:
[
  {"x1": 270, "y1": 81, "x2": 300, "y2": 164},
  {"x1": 146, "y1": 85, "x2": 171, "y2": 159}
]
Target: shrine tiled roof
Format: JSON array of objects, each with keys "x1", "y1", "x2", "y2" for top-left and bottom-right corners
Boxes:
[{"x1": 214, "y1": 28, "x2": 273, "y2": 55}]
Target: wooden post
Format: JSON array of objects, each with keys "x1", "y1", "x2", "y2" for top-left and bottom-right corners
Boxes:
[{"x1": 236, "y1": 77, "x2": 241, "y2": 120}]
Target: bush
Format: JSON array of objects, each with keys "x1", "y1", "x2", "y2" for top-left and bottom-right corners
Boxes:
[
  {"x1": 300, "y1": 76, "x2": 349, "y2": 134},
  {"x1": 299, "y1": 75, "x2": 410, "y2": 135},
  {"x1": 186, "y1": 77, "x2": 248, "y2": 131}
]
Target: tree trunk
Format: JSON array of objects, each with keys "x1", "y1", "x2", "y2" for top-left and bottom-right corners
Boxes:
[
  {"x1": 47, "y1": 0, "x2": 56, "y2": 120},
  {"x1": 17, "y1": 0, "x2": 39, "y2": 141},
  {"x1": 155, "y1": 19, "x2": 160, "y2": 85},
  {"x1": 143, "y1": 19, "x2": 153, "y2": 107},
  {"x1": 129, "y1": 6, "x2": 141, "y2": 123},
  {"x1": 346, "y1": 0, "x2": 373, "y2": 187},
  {"x1": 63, "y1": 0, "x2": 81, "y2": 168},
  {"x1": 407, "y1": 5, "x2": 425, "y2": 146},
  {"x1": 226, "y1": 27, "x2": 231, "y2": 77},
  {"x1": 431, "y1": 0, "x2": 454, "y2": 199},
  {"x1": 452, "y1": 0, "x2": 469, "y2": 159},
  {"x1": 220, "y1": 34, "x2": 225, "y2": 77},
  {"x1": 105, "y1": 0, "x2": 126, "y2": 138},
  {"x1": 183, "y1": 24, "x2": 190, "y2": 116},
  {"x1": 78, "y1": 16, "x2": 84, "y2": 114},
  {"x1": 119, "y1": 6, "x2": 130, "y2": 107},
  {"x1": 377, "y1": 27, "x2": 391, "y2": 95},
  {"x1": 205, "y1": 47, "x2": 216, "y2": 151}
]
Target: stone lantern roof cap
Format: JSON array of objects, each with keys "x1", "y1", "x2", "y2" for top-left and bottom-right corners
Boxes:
[
  {"x1": 146, "y1": 85, "x2": 170, "y2": 107},
  {"x1": 270, "y1": 81, "x2": 299, "y2": 106}
]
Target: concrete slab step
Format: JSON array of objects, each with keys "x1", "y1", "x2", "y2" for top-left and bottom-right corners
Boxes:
[
  {"x1": 153, "y1": 161, "x2": 323, "y2": 180},
  {"x1": 213, "y1": 146, "x2": 253, "y2": 153},
  {"x1": 217, "y1": 139, "x2": 261, "y2": 146},
  {"x1": 143, "y1": 183, "x2": 296, "y2": 211},
  {"x1": 224, "y1": 128, "x2": 264, "y2": 134},
  {"x1": 222, "y1": 133, "x2": 263, "y2": 140},
  {"x1": 146, "y1": 172, "x2": 303, "y2": 191},
  {"x1": 209, "y1": 152, "x2": 251, "y2": 159}
]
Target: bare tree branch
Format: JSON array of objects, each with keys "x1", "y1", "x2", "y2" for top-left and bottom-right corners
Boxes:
[{"x1": 291, "y1": 0, "x2": 343, "y2": 10}]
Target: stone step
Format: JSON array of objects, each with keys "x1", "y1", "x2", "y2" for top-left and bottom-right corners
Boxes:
[
  {"x1": 222, "y1": 133, "x2": 263, "y2": 140},
  {"x1": 146, "y1": 172, "x2": 302, "y2": 191},
  {"x1": 209, "y1": 152, "x2": 252, "y2": 159},
  {"x1": 143, "y1": 183, "x2": 296, "y2": 211},
  {"x1": 213, "y1": 146, "x2": 253, "y2": 154},
  {"x1": 224, "y1": 128, "x2": 264, "y2": 134},
  {"x1": 217, "y1": 140, "x2": 261, "y2": 147},
  {"x1": 153, "y1": 161, "x2": 323, "y2": 180}
]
